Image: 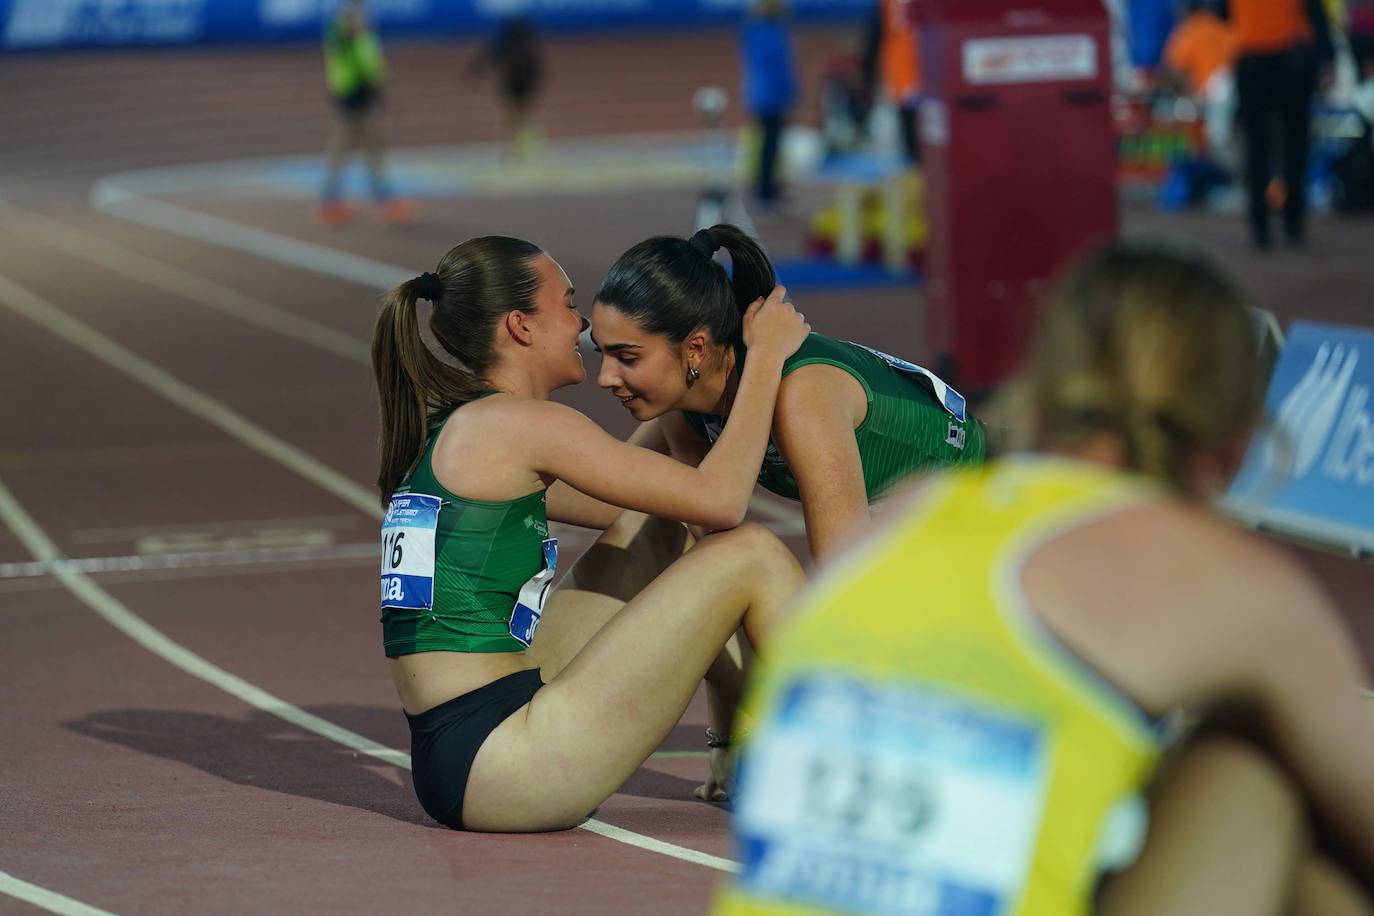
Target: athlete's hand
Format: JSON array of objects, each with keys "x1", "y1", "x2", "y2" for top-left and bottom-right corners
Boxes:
[
  {"x1": 741, "y1": 285, "x2": 809, "y2": 367},
  {"x1": 693, "y1": 746, "x2": 735, "y2": 804}
]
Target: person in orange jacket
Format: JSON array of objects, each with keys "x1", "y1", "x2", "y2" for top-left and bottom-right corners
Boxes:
[{"x1": 1229, "y1": 0, "x2": 1333, "y2": 248}]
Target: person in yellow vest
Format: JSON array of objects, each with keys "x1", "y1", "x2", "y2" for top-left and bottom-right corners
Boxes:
[
  {"x1": 1232, "y1": 0, "x2": 1334, "y2": 248},
  {"x1": 716, "y1": 241, "x2": 1374, "y2": 914},
  {"x1": 319, "y1": 0, "x2": 415, "y2": 227}
]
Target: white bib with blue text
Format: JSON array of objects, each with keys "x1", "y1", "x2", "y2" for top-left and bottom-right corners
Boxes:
[
  {"x1": 380, "y1": 493, "x2": 442, "y2": 611},
  {"x1": 734, "y1": 675, "x2": 1048, "y2": 916}
]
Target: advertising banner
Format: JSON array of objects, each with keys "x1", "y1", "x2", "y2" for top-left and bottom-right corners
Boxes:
[
  {"x1": 1226, "y1": 321, "x2": 1374, "y2": 555},
  {"x1": 0, "y1": 0, "x2": 869, "y2": 50}
]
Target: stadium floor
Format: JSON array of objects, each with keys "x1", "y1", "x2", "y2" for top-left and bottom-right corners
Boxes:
[{"x1": 1, "y1": 27, "x2": 1371, "y2": 913}]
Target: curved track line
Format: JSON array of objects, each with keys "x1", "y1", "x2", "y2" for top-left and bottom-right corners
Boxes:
[
  {"x1": 2, "y1": 202, "x2": 802, "y2": 531},
  {"x1": 0, "y1": 203, "x2": 370, "y2": 364},
  {"x1": 0, "y1": 273, "x2": 377, "y2": 518},
  {"x1": 0, "y1": 871, "x2": 113, "y2": 916},
  {"x1": 0, "y1": 274, "x2": 740, "y2": 874},
  {"x1": 0, "y1": 472, "x2": 738, "y2": 874}
]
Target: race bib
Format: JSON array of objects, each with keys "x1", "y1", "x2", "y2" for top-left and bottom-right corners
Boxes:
[
  {"x1": 734, "y1": 675, "x2": 1048, "y2": 916},
  {"x1": 509, "y1": 537, "x2": 558, "y2": 647},
  {"x1": 850, "y1": 342, "x2": 968, "y2": 423},
  {"x1": 380, "y1": 493, "x2": 442, "y2": 611}
]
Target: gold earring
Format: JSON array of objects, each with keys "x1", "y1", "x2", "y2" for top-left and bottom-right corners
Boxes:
[{"x1": 686, "y1": 366, "x2": 700, "y2": 387}]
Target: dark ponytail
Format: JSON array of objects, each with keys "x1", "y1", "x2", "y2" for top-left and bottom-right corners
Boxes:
[
  {"x1": 595, "y1": 223, "x2": 777, "y2": 355},
  {"x1": 371, "y1": 236, "x2": 544, "y2": 504}
]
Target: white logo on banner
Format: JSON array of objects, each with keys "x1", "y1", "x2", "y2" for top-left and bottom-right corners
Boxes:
[
  {"x1": 962, "y1": 34, "x2": 1097, "y2": 85},
  {"x1": 260, "y1": 0, "x2": 430, "y2": 27},
  {"x1": 4, "y1": 0, "x2": 205, "y2": 47},
  {"x1": 1265, "y1": 343, "x2": 1360, "y2": 478}
]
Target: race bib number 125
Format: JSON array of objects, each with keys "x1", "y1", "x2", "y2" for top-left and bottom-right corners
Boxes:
[{"x1": 380, "y1": 493, "x2": 442, "y2": 611}]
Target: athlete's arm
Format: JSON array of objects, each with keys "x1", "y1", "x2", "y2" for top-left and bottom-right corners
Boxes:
[
  {"x1": 544, "y1": 481, "x2": 622, "y2": 530},
  {"x1": 625, "y1": 416, "x2": 671, "y2": 455},
  {"x1": 523, "y1": 289, "x2": 808, "y2": 530},
  {"x1": 1234, "y1": 573, "x2": 1374, "y2": 886},
  {"x1": 662, "y1": 411, "x2": 720, "y2": 540},
  {"x1": 771, "y1": 363, "x2": 870, "y2": 563},
  {"x1": 660, "y1": 410, "x2": 711, "y2": 467}
]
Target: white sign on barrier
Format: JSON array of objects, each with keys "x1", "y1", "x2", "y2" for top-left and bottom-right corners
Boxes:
[
  {"x1": 962, "y1": 34, "x2": 1097, "y2": 85},
  {"x1": 1227, "y1": 321, "x2": 1374, "y2": 555}
]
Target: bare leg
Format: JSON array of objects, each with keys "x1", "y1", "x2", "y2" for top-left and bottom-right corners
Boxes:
[
  {"x1": 527, "y1": 511, "x2": 692, "y2": 680},
  {"x1": 358, "y1": 109, "x2": 391, "y2": 201},
  {"x1": 1291, "y1": 853, "x2": 1374, "y2": 916},
  {"x1": 463, "y1": 523, "x2": 803, "y2": 831},
  {"x1": 321, "y1": 112, "x2": 358, "y2": 200},
  {"x1": 1099, "y1": 735, "x2": 1304, "y2": 915},
  {"x1": 696, "y1": 631, "x2": 752, "y2": 802}
]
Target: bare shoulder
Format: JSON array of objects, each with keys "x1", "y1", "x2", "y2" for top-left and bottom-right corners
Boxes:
[
  {"x1": 449, "y1": 395, "x2": 590, "y2": 440},
  {"x1": 1145, "y1": 502, "x2": 1325, "y2": 606},
  {"x1": 430, "y1": 396, "x2": 588, "y2": 498},
  {"x1": 776, "y1": 362, "x2": 868, "y2": 428},
  {"x1": 1067, "y1": 500, "x2": 1317, "y2": 592},
  {"x1": 1037, "y1": 499, "x2": 1333, "y2": 636},
  {"x1": 1024, "y1": 499, "x2": 1338, "y2": 713}
]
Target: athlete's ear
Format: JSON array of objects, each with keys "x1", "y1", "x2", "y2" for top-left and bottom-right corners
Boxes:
[
  {"x1": 505, "y1": 309, "x2": 535, "y2": 346},
  {"x1": 683, "y1": 328, "x2": 712, "y2": 366}
]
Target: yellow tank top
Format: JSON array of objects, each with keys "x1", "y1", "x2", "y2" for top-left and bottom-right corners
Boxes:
[{"x1": 716, "y1": 457, "x2": 1167, "y2": 916}]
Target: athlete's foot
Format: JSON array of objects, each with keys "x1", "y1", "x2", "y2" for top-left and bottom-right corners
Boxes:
[
  {"x1": 694, "y1": 745, "x2": 736, "y2": 804},
  {"x1": 380, "y1": 198, "x2": 417, "y2": 225},
  {"x1": 317, "y1": 200, "x2": 354, "y2": 228}
]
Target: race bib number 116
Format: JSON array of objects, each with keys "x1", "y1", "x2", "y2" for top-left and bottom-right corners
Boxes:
[{"x1": 380, "y1": 493, "x2": 442, "y2": 611}]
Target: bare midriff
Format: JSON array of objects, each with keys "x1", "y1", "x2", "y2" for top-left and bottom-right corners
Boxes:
[{"x1": 389, "y1": 651, "x2": 539, "y2": 715}]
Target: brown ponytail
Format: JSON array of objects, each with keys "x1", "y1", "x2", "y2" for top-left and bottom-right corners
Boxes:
[
  {"x1": 371, "y1": 237, "x2": 544, "y2": 504},
  {"x1": 1023, "y1": 240, "x2": 1261, "y2": 498}
]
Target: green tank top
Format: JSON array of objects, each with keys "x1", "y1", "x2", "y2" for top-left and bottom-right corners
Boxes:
[
  {"x1": 380, "y1": 401, "x2": 549, "y2": 657},
  {"x1": 682, "y1": 333, "x2": 985, "y2": 502}
]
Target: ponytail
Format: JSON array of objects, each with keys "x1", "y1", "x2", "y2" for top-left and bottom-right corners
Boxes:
[
  {"x1": 595, "y1": 223, "x2": 777, "y2": 358},
  {"x1": 1024, "y1": 241, "x2": 1260, "y2": 499},
  {"x1": 371, "y1": 237, "x2": 544, "y2": 504},
  {"x1": 706, "y1": 224, "x2": 776, "y2": 330}
]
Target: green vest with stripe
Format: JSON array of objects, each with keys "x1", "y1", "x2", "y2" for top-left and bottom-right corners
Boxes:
[
  {"x1": 682, "y1": 333, "x2": 985, "y2": 502},
  {"x1": 381, "y1": 403, "x2": 547, "y2": 657}
]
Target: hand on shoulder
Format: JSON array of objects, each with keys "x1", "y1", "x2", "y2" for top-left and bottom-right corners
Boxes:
[{"x1": 741, "y1": 285, "x2": 809, "y2": 367}]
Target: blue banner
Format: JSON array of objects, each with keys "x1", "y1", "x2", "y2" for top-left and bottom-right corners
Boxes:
[
  {"x1": 0, "y1": 0, "x2": 869, "y2": 51},
  {"x1": 1227, "y1": 321, "x2": 1374, "y2": 554}
]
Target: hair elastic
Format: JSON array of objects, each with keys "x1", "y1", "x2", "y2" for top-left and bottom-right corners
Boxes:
[
  {"x1": 688, "y1": 229, "x2": 719, "y2": 258},
  {"x1": 413, "y1": 272, "x2": 444, "y2": 302}
]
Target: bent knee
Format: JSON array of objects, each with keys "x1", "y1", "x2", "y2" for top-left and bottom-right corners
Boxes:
[
  {"x1": 1170, "y1": 734, "x2": 1303, "y2": 827},
  {"x1": 709, "y1": 522, "x2": 794, "y2": 565}
]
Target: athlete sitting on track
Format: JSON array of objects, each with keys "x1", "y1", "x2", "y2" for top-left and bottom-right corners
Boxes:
[
  {"x1": 717, "y1": 241, "x2": 1374, "y2": 914},
  {"x1": 372, "y1": 235, "x2": 809, "y2": 832},
  {"x1": 590, "y1": 223, "x2": 987, "y2": 800}
]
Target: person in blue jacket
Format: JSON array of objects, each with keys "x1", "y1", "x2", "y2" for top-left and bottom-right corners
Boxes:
[{"x1": 741, "y1": 0, "x2": 798, "y2": 207}]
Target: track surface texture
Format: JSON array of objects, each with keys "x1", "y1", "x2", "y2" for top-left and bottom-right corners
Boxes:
[{"x1": 1, "y1": 27, "x2": 1371, "y2": 915}]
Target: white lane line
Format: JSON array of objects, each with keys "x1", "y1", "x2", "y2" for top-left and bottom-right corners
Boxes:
[
  {"x1": 0, "y1": 870, "x2": 115, "y2": 916},
  {"x1": 0, "y1": 274, "x2": 740, "y2": 872},
  {"x1": 0, "y1": 542, "x2": 379, "y2": 580},
  {"x1": 0, "y1": 474, "x2": 409, "y2": 770},
  {"x1": 91, "y1": 185, "x2": 411, "y2": 289},
  {"x1": 0, "y1": 273, "x2": 378, "y2": 518},
  {"x1": 0, "y1": 472, "x2": 738, "y2": 873},
  {"x1": 0, "y1": 209, "x2": 802, "y2": 531},
  {"x1": 74, "y1": 514, "x2": 361, "y2": 545},
  {"x1": 0, "y1": 203, "x2": 370, "y2": 364}
]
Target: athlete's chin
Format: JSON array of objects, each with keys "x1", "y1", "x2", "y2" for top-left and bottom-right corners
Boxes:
[{"x1": 626, "y1": 399, "x2": 666, "y2": 421}]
